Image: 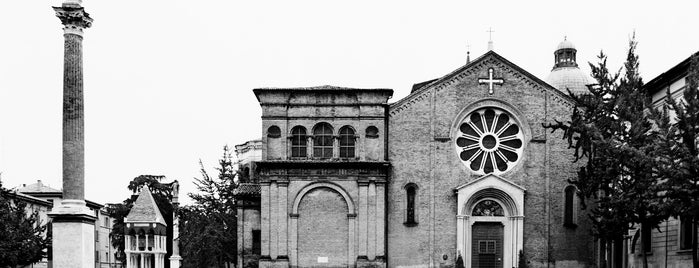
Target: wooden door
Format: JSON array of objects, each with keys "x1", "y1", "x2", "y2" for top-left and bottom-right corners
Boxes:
[{"x1": 471, "y1": 222, "x2": 503, "y2": 268}]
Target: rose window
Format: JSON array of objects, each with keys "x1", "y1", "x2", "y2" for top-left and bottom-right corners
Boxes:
[{"x1": 456, "y1": 107, "x2": 523, "y2": 175}]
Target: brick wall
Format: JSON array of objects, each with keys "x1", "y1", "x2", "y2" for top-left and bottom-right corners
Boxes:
[
  {"x1": 297, "y1": 187, "x2": 349, "y2": 267},
  {"x1": 387, "y1": 53, "x2": 595, "y2": 268}
]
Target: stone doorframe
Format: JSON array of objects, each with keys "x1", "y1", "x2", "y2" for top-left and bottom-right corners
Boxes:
[
  {"x1": 455, "y1": 174, "x2": 525, "y2": 268},
  {"x1": 289, "y1": 182, "x2": 357, "y2": 268}
]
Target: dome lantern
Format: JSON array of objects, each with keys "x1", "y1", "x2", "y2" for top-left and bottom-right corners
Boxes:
[
  {"x1": 546, "y1": 37, "x2": 593, "y2": 96},
  {"x1": 553, "y1": 36, "x2": 578, "y2": 69}
]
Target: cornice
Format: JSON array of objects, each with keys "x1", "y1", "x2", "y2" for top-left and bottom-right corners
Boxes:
[{"x1": 389, "y1": 51, "x2": 575, "y2": 117}]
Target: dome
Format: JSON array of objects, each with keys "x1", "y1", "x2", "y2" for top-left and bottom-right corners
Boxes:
[
  {"x1": 546, "y1": 66, "x2": 594, "y2": 96},
  {"x1": 556, "y1": 39, "x2": 576, "y2": 50}
]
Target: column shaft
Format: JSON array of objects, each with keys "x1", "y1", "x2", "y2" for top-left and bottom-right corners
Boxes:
[
  {"x1": 376, "y1": 183, "x2": 385, "y2": 257},
  {"x1": 62, "y1": 32, "x2": 85, "y2": 200},
  {"x1": 270, "y1": 182, "x2": 278, "y2": 258},
  {"x1": 358, "y1": 183, "x2": 368, "y2": 257},
  {"x1": 367, "y1": 182, "x2": 376, "y2": 259},
  {"x1": 261, "y1": 183, "x2": 271, "y2": 256},
  {"x1": 278, "y1": 183, "x2": 288, "y2": 257}
]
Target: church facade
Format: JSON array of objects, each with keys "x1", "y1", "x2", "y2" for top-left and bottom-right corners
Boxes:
[{"x1": 236, "y1": 41, "x2": 598, "y2": 268}]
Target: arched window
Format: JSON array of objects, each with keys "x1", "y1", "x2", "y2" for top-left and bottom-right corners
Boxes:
[
  {"x1": 267, "y1": 125, "x2": 281, "y2": 138},
  {"x1": 313, "y1": 123, "x2": 334, "y2": 159},
  {"x1": 405, "y1": 183, "x2": 418, "y2": 226},
  {"x1": 137, "y1": 229, "x2": 146, "y2": 250},
  {"x1": 631, "y1": 229, "x2": 640, "y2": 253},
  {"x1": 147, "y1": 229, "x2": 155, "y2": 251},
  {"x1": 366, "y1": 126, "x2": 379, "y2": 138},
  {"x1": 642, "y1": 224, "x2": 652, "y2": 253},
  {"x1": 339, "y1": 126, "x2": 355, "y2": 158},
  {"x1": 564, "y1": 186, "x2": 577, "y2": 227},
  {"x1": 472, "y1": 200, "x2": 504, "y2": 216},
  {"x1": 291, "y1": 126, "x2": 307, "y2": 158},
  {"x1": 680, "y1": 216, "x2": 694, "y2": 250}
]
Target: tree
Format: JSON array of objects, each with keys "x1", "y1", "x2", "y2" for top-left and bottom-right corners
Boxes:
[
  {"x1": 0, "y1": 180, "x2": 50, "y2": 268},
  {"x1": 455, "y1": 253, "x2": 464, "y2": 268},
  {"x1": 655, "y1": 53, "x2": 699, "y2": 267},
  {"x1": 518, "y1": 250, "x2": 528, "y2": 268},
  {"x1": 544, "y1": 35, "x2": 667, "y2": 268},
  {"x1": 179, "y1": 145, "x2": 237, "y2": 268},
  {"x1": 107, "y1": 175, "x2": 175, "y2": 266}
]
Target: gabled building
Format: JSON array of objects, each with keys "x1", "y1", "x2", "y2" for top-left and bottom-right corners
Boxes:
[
  {"x1": 124, "y1": 188, "x2": 168, "y2": 268},
  {"x1": 625, "y1": 52, "x2": 699, "y2": 268},
  {"x1": 14, "y1": 180, "x2": 121, "y2": 268},
  {"x1": 235, "y1": 38, "x2": 599, "y2": 268}
]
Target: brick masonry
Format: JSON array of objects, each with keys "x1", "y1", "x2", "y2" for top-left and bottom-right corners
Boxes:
[
  {"x1": 387, "y1": 52, "x2": 594, "y2": 268},
  {"x1": 250, "y1": 52, "x2": 596, "y2": 268}
]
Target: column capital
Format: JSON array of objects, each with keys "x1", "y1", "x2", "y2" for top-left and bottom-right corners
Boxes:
[{"x1": 53, "y1": 5, "x2": 93, "y2": 35}]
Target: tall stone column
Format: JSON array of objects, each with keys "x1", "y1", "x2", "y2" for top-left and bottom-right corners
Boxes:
[
  {"x1": 170, "y1": 181, "x2": 182, "y2": 268},
  {"x1": 48, "y1": 1, "x2": 96, "y2": 267}
]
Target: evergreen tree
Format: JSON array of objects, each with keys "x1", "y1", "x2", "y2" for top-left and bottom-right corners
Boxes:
[
  {"x1": 179, "y1": 145, "x2": 237, "y2": 268},
  {"x1": 0, "y1": 180, "x2": 50, "y2": 268},
  {"x1": 544, "y1": 35, "x2": 667, "y2": 268},
  {"x1": 655, "y1": 53, "x2": 699, "y2": 267},
  {"x1": 518, "y1": 250, "x2": 528, "y2": 268},
  {"x1": 455, "y1": 253, "x2": 465, "y2": 268}
]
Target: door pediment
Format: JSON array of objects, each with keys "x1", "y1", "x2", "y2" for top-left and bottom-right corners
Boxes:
[
  {"x1": 455, "y1": 174, "x2": 525, "y2": 268},
  {"x1": 455, "y1": 174, "x2": 525, "y2": 217}
]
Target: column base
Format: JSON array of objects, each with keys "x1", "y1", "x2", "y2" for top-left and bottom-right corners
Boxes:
[
  {"x1": 170, "y1": 255, "x2": 182, "y2": 268},
  {"x1": 48, "y1": 200, "x2": 96, "y2": 268},
  {"x1": 357, "y1": 256, "x2": 386, "y2": 268}
]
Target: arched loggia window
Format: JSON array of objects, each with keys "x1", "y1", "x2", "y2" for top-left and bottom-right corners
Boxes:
[
  {"x1": 313, "y1": 123, "x2": 334, "y2": 159},
  {"x1": 339, "y1": 126, "x2": 355, "y2": 158},
  {"x1": 291, "y1": 126, "x2": 307, "y2": 158}
]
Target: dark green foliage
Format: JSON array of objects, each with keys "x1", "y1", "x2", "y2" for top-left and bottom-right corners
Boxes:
[
  {"x1": 518, "y1": 250, "x2": 527, "y2": 268},
  {"x1": 179, "y1": 145, "x2": 237, "y2": 268},
  {"x1": 544, "y1": 35, "x2": 666, "y2": 268},
  {"x1": 0, "y1": 180, "x2": 50, "y2": 268},
  {"x1": 655, "y1": 53, "x2": 699, "y2": 267},
  {"x1": 455, "y1": 253, "x2": 465, "y2": 268},
  {"x1": 108, "y1": 175, "x2": 174, "y2": 266}
]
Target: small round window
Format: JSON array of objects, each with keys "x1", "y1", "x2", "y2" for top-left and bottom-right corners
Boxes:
[{"x1": 455, "y1": 107, "x2": 523, "y2": 175}]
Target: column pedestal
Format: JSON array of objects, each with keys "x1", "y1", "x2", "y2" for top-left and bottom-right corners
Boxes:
[
  {"x1": 48, "y1": 200, "x2": 96, "y2": 268},
  {"x1": 169, "y1": 255, "x2": 182, "y2": 268}
]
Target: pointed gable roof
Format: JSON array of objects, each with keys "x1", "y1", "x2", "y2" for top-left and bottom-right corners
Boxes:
[
  {"x1": 125, "y1": 187, "x2": 166, "y2": 226},
  {"x1": 390, "y1": 50, "x2": 574, "y2": 116}
]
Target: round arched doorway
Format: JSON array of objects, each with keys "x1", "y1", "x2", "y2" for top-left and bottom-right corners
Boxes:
[{"x1": 455, "y1": 175, "x2": 525, "y2": 268}]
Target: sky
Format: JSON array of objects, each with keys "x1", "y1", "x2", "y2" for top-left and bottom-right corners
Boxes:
[{"x1": 1, "y1": 0, "x2": 697, "y2": 205}]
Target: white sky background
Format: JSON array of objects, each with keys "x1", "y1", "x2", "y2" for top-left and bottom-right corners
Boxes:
[{"x1": 1, "y1": 0, "x2": 697, "y2": 205}]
